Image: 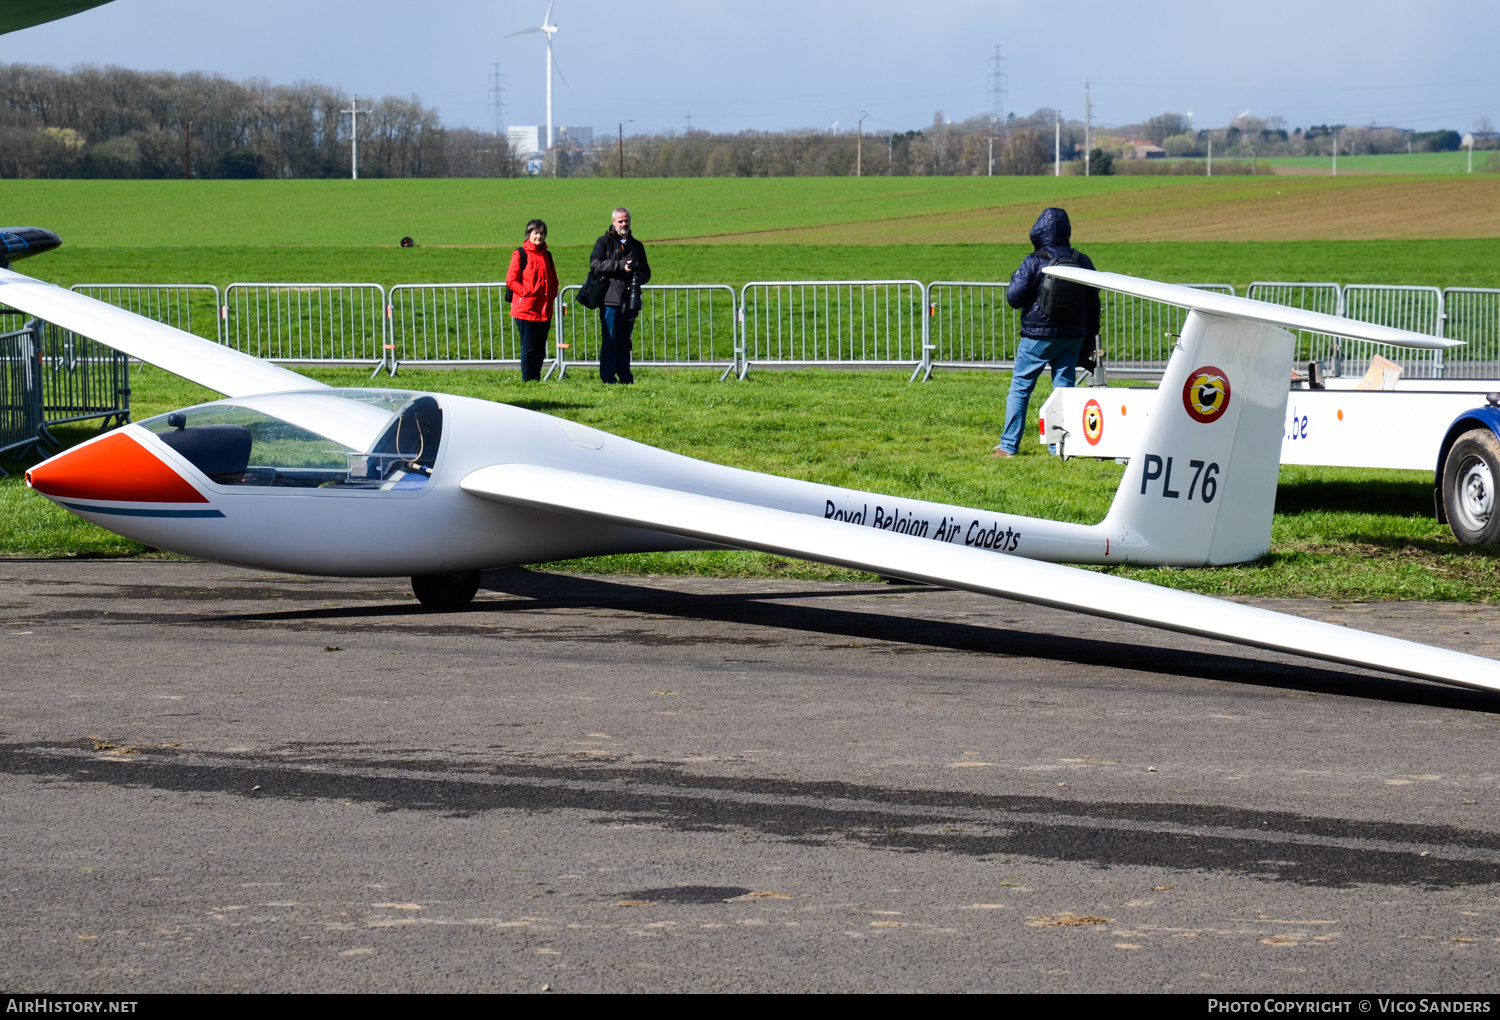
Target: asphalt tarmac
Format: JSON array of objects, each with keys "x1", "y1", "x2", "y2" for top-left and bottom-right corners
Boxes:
[{"x1": 3, "y1": 559, "x2": 1500, "y2": 993}]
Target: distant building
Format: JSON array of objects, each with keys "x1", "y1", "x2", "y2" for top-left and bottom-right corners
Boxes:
[
  {"x1": 557, "y1": 126, "x2": 593, "y2": 152},
  {"x1": 1131, "y1": 140, "x2": 1166, "y2": 159},
  {"x1": 508, "y1": 126, "x2": 541, "y2": 156},
  {"x1": 1463, "y1": 132, "x2": 1500, "y2": 148}
]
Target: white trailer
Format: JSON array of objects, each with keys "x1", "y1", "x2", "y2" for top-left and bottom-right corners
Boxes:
[{"x1": 1040, "y1": 378, "x2": 1498, "y2": 471}]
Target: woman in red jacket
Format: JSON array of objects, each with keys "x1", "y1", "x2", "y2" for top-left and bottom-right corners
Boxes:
[{"x1": 506, "y1": 218, "x2": 559, "y2": 381}]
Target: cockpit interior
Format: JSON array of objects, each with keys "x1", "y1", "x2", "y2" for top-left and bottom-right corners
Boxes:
[{"x1": 141, "y1": 390, "x2": 443, "y2": 491}]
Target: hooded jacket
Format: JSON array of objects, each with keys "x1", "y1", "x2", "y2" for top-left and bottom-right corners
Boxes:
[
  {"x1": 505, "y1": 239, "x2": 559, "y2": 322},
  {"x1": 1005, "y1": 207, "x2": 1100, "y2": 339},
  {"x1": 589, "y1": 227, "x2": 652, "y2": 309}
]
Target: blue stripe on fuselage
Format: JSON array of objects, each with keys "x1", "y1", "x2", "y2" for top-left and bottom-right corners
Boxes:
[{"x1": 62, "y1": 502, "x2": 224, "y2": 518}]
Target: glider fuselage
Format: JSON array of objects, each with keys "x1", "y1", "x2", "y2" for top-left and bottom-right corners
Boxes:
[{"x1": 26, "y1": 390, "x2": 1116, "y2": 576}]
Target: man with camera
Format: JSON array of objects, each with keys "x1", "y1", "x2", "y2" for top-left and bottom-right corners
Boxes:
[{"x1": 589, "y1": 207, "x2": 652, "y2": 384}]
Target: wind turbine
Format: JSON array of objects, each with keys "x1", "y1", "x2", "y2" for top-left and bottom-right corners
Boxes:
[{"x1": 506, "y1": 0, "x2": 567, "y2": 155}]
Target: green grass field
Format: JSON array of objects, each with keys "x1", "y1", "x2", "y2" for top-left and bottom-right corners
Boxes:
[
  {"x1": 3, "y1": 176, "x2": 1499, "y2": 601},
  {"x1": 5, "y1": 172, "x2": 1499, "y2": 252},
  {"x1": 8, "y1": 176, "x2": 1500, "y2": 295},
  {"x1": 1268, "y1": 152, "x2": 1488, "y2": 174},
  {"x1": 0, "y1": 176, "x2": 1231, "y2": 248}
]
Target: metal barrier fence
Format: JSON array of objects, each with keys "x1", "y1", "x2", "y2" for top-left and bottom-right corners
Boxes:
[
  {"x1": 0, "y1": 314, "x2": 42, "y2": 459},
  {"x1": 1244, "y1": 281, "x2": 1342, "y2": 317},
  {"x1": 738, "y1": 280, "x2": 925, "y2": 378},
  {"x1": 553, "y1": 285, "x2": 739, "y2": 379},
  {"x1": 1245, "y1": 282, "x2": 1457, "y2": 378},
  {"x1": 70, "y1": 284, "x2": 223, "y2": 345},
  {"x1": 1342, "y1": 284, "x2": 1445, "y2": 378},
  {"x1": 222, "y1": 282, "x2": 388, "y2": 367},
  {"x1": 1245, "y1": 281, "x2": 1345, "y2": 375},
  {"x1": 0, "y1": 310, "x2": 129, "y2": 465},
  {"x1": 924, "y1": 282, "x2": 1016, "y2": 371},
  {"x1": 1097, "y1": 283, "x2": 1237, "y2": 377},
  {"x1": 388, "y1": 283, "x2": 516, "y2": 371},
  {"x1": 38, "y1": 278, "x2": 1500, "y2": 387},
  {"x1": 1443, "y1": 288, "x2": 1500, "y2": 378},
  {"x1": 1242, "y1": 279, "x2": 1350, "y2": 370},
  {"x1": 924, "y1": 281, "x2": 1235, "y2": 380}
]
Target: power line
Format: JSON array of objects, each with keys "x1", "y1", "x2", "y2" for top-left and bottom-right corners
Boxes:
[
  {"x1": 488, "y1": 62, "x2": 508, "y2": 137},
  {"x1": 988, "y1": 44, "x2": 1007, "y2": 138}
]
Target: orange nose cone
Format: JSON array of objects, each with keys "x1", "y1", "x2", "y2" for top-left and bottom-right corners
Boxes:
[{"x1": 26, "y1": 431, "x2": 208, "y2": 503}]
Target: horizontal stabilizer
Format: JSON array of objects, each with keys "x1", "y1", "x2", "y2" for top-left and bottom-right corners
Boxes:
[
  {"x1": 1045, "y1": 267, "x2": 1460, "y2": 350},
  {"x1": 462, "y1": 464, "x2": 1500, "y2": 694},
  {"x1": 0, "y1": 268, "x2": 320, "y2": 398}
]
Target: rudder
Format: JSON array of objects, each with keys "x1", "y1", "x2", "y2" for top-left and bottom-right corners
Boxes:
[{"x1": 1100, "y1": 310, "x2": 1294, "y2": 566}]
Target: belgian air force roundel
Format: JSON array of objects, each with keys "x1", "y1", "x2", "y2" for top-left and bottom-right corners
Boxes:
[
  {"x1": 1182, "y1": 366, "x2": 1231, "y2": 424},
  {"x1": 1082, "y1": 398, "x2": 1104, "y2": 445}
]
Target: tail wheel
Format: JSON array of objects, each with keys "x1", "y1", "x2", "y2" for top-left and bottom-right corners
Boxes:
[
  {"x1": 1442, "y1": 429, "x2": 1500, "y2": 545},
  {"x1": 411, "y1": 570, "x2": 482, "y2": 609}
]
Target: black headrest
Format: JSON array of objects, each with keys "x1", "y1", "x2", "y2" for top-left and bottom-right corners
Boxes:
[{"x1": 157, "y1": 424, "x2": 252, "y2": 477}]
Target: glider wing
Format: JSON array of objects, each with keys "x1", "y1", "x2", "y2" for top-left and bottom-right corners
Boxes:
[
  {"x1": 0, "y1": 1, "x2": 113, "y2": 35},
  {"x1": 462, "y1": 464, "x2": 1500, "y2": 694},
  {"x1": 0, "y1": 268, "x2": 320, "y2": 398}
]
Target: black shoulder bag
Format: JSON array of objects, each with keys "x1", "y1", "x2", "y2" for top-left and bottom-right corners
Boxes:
[
  {"x1": 576, "y1": 243, "x2": 610, "y2": 311},
  {"x1": 503, "y1": 247, "x2": 526, "y2": 304}
]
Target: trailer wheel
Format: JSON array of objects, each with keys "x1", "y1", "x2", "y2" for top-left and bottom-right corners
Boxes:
[
  {"x1": 411, "y1": 570, "x2": 481, "y2": 609},
  {"x1": 1442, "y1": 430, "x2": 1500, "y2": 545}
]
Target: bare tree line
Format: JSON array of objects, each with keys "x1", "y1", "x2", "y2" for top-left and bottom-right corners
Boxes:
[
  {"x1": 569, "y1": 111, "x2": 1064, "y2": 178},
  {"x1": 0, "y1": 63, "x2": 523, "y2": 179},
  {"x1": 1, "y1": 62, "x2": 1484, "y2": 180},
  {"x1": 1113, "y1": 112, "x2": 1492, "y2": 159},
  {"x1": 571, "y1": 109, "x2": 1268, "y2": 178}
]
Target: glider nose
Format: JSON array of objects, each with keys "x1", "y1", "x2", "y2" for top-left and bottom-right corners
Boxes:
[{"x1": 26, "y1": 431, "x2": 208, "y2": 503}]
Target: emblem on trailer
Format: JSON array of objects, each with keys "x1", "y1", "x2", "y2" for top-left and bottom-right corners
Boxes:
[
  {"x1": 1182, "y1": 366, "x2": 1231, "y2": 424},
  {"x1": 1082, "y1": 399, "x2": 1104, "y2": 445}
]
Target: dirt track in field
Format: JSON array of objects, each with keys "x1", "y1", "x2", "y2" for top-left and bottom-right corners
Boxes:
[{"x1": 659, "y1": 178, "x2": 1500, "y2": 246}]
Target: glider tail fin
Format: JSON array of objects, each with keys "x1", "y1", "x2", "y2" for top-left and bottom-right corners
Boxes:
[
  {"x1": 1040, "y1": 266, "x2": 1461, "y2": 568},
  {"x1": 1100, "y1": 310, "x2": 1294, "y2": 566}
]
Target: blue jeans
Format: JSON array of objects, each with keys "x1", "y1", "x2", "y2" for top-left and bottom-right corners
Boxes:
[
  {"x1": 599, "y1": 306, "x2": 635, "y2": 384},
  {"x1": 998, "y1": 334, "x2": 1085, "y2": 453}
]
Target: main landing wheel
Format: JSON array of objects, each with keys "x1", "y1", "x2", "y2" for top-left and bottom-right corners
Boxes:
[
  {"x1": 411, "y1": 570, "x2": 482, "y2": 609},
  {"x1": 1442, "y1": 429, "x2": 1500, "y2": 546}
]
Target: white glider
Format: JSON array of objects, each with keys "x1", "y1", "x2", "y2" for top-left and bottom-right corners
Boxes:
[{"x1": 9, "y1": 259, "x2": 1496, "y2": 694}]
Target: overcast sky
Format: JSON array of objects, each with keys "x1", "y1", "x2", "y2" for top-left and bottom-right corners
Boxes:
[{"x1": 4, "y1": 0, "x2": 1496, "y2": 137}]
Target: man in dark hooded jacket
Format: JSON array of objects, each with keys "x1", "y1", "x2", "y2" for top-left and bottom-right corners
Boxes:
[{"x1": 993, "y1": 207, "x2": 1100, "y2": 457}]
